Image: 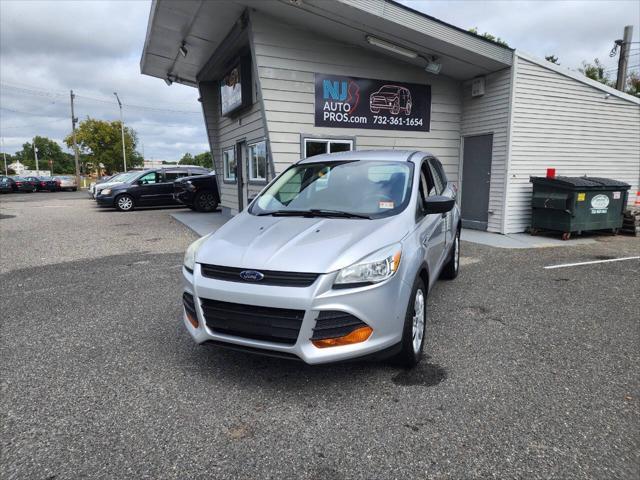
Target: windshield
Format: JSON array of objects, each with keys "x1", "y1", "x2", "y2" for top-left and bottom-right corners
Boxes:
[
  {"x1": 251, "y1": 160, "x2": 413, "y2": 219},
  {"x1": 108, "y1": 172, "x2": 138, "y2": 183},
  {"x1": 378, "y1": 86, "x2": 399, "y2": 94}
]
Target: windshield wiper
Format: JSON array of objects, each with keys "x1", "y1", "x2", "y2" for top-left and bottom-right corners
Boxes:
[{"x1": 257, "y1": 209, "x2": 371, "y2": 219}]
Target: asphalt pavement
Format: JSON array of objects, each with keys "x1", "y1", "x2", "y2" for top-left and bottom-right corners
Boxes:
[{"x1": 1, "y1": 191, "x2": 639, "y2": 479}]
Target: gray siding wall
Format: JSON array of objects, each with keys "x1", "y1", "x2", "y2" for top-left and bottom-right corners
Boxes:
[
  {"x1": 506, "y1": 56, "x2": 640, "y2": 233},
  {"x1": 250, "y1": 12, "x2": 463, "y2": 185},
  {"x1": 460, "y1": 68, "x2": 512, "y2": 233},
  {"x1": 198, "y1": 66, "x2": 267, "y2": 215}
]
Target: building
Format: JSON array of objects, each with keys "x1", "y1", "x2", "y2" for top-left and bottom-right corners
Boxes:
[{"x1": 140, "y1": 0, "x2": 640, "y2": 232}]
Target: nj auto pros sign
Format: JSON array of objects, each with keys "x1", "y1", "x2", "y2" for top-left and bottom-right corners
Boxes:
[{"x1": 314, "y1": 74, "x2": 431, "y2": 132}]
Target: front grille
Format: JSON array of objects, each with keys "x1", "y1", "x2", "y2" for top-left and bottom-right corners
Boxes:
[
  {"x1": 200, "y1": 264, "x2": 319, "y2": 287},
  {"x1": 182, "y1": 292, "x2": 197, "y2": 318},
  {"x1": 200, "y1": 298, "x2": 304, "y2": 345},
  {"x1": 311, "y1": 311, "x2": 368, "y2": 340}
]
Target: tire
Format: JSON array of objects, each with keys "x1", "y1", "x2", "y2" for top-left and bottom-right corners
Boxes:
[
  {"x1": 440, "y1": 230, "x2": 460, "y2": 280},
  {"x1": 404, "y1": 102, "x2": 412, "y2": 115},
  {"x1": 391, "y1": 101, "x2": 400, "y2": 115},
  {"x1": 72, "y1": 188, "x2": 77, "y2": 192},
  {"x1": 115, "y1": 194, "x2": 135, "y2": 212},
  {"x1": 395, "y1": 276, "x2": 427, "y2": 368},
  {"x1": 370, "y1": 107, "x2": 380, "y2": 114},
  {"x1": 193, "y1": 190, "x2": 218, "y2": 212}
]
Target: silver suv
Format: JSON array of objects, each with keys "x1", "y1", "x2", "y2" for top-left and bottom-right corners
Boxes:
[{"x1": 182, "y1": 150, "x2": 460, "y2": 367}]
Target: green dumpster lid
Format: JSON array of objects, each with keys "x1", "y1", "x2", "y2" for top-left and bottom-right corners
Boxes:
[{"x1": 530, "y1": 176, "x2": 630, "y2": 189}]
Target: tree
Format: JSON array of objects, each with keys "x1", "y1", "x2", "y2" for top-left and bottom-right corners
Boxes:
[
  {"x1": 545, "y1": 55, "x2": 560, "y2": 65},
  {"x1": 468, "y1": 27, "x2": 509, "y2": 47},
  {"x1": 193, "y1": 151, "x2": 213, "y2": 168},
  {"x1": 179, "y1": 152, "x2": 194, "y2": 165},
  {"x1": 65, "y1": 118, "x2": 143, "y2": 174},
  {"x1": 579, "y1": 58, "x2": 614, "y2": 87},
  {"x1": 625, "y1": 71, "x2": 640, "y2": 97},
  {"x1": 13, "y1": 136, "x2": 75, "y2": 174}
]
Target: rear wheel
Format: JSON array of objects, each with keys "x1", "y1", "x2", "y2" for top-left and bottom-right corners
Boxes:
[
  {"x1": 115, "y1": 194, "x2": 135, "y2": 212},
  {"x1": 193, "y1": 190, "x2": 218, "y2": 212},
  {"x1": 440, "y1": 230, "x2": 460, "y2": 280},
  {"x1": 395, "y1": 277, "x2": 427, "y2": 368}
]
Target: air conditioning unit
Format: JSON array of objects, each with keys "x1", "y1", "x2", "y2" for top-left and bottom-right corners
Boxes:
[{"x1": 471, "y1": 77, "x2": 486, "y2": 97}]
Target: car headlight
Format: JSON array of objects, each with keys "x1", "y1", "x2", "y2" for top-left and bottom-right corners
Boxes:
[
  {"x1": 100, "y1": 188, "x2": 111, "y2": 195},
  {"x1": 334, "y1": 243, "x2": 402, "y2": 287},
  {"x1": 183, "y1": 234, "x2": 211, "y2": 272}
]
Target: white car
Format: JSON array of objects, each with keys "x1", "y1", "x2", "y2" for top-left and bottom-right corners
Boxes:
[{"x1": 55, "y1": 175, "x2": 77, "y2": 191}]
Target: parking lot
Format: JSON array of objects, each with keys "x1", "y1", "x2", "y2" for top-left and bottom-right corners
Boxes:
[{"x1": 1, "y1": 191, "x2": 638, "y2": 479}]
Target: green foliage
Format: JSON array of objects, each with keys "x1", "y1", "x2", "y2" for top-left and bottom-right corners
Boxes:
[
  {"x1": 626, "y1": 71, "x2": 640, "y2": 97},
  {"x1": 65, "y1": 118, "x2": 142, "y2": 174},
  {"x1": 468, "y1": 27, "x2": 509, "y2": 47},
  {"x1": 579, "y1": 58, "x2": 613, "y2": 87},
  {"x1": 545, "y1": 55, "x2": 560, "y2": 65},
  {"x1": 13, "y1": 136, "x2": 76, "y2": 174},
  {"x1": 179, "y1": 151, "x2": 213, "y2": 169}
]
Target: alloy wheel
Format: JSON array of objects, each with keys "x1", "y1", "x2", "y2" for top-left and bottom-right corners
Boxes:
[
  {"x1": 118, "y1": 196, "x2": 133, "y2": 211},
  {"x1": 412, "y1": 289, "x2": 425, "y2": 353}
]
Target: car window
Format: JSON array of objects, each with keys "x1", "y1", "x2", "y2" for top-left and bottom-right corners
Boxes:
[
  {"x1": 252, "y1": 160, "x2": 413, "y2": 219},
  {"x1": 164, "y1": 170, "x2": 190, "y2": 182},
  {"x1": 428, "y1": 158, "x2": 447, "y2": 193},
  {"x1": 427, "y1": 159, "x2": 443, "y2": 195},
  {"x1": 138, "y1": 171, "x2": 158, "y2": 184}
]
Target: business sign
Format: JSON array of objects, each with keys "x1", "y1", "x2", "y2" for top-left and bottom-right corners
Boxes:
[{"x1": 314, "y1": 74, "x2": 431, "y2": 131}]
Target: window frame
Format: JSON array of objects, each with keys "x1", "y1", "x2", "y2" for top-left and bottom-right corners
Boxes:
[
  {"x1": 222, "y1": 147, "x2": 237, "y2": 183},
  {"x1": 301, "y1": 136, "x2": 355, "y2": 159},
  {"x1": 247, "y1": 140, "x2": 268, "y2": 184}
]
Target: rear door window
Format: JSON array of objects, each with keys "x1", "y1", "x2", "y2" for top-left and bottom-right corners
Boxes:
[{"x1": 164, "y1": 170, "x2": 190, "y2": 182}]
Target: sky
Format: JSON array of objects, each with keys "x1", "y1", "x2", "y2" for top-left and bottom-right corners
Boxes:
[{"x1": 1, "y1": 0, "x2": 638, "y2": 161}]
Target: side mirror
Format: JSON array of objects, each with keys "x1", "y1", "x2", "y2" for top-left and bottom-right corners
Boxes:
[
  {"x1": 424, "y1": 195, "x2": 455, "y2": 214},
  {"x1": 136, "y1": 179, "x2": 143, "y2": 186}
]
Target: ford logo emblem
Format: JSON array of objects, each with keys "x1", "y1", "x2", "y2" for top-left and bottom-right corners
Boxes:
[{"x1": 239, "y1": 270, "x2": 264, "y2": 281}]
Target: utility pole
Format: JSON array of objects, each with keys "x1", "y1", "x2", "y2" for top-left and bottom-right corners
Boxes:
[
  {"x1": 33, "y1": 138, "x2": 39, "y2": 174},
  {"x1": 113, "y1": 92, "x2": 127, "y2": 172},
  {"x1": 70, "y1": 90, "x2": 81, "y2": 185},
  {"x1": 1, "y1": 137, "x2": 7, "y2": 175},
  {"x1": 615, "y1": 25, "x2": 633, "y2": 91}
]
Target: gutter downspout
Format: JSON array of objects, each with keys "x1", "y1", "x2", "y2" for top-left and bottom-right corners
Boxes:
[{"x1": 501, "y1": 50, "x2": 519, "y2": 234}]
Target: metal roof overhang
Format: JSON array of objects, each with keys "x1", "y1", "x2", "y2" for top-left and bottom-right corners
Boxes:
[{"x1": 140, "y1": 0, "x2": 514, "y2": 87}]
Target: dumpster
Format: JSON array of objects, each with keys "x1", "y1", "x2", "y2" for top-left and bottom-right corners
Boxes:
[{"x1": 530, "y1": 176, "x2": 631, "y2": 240}]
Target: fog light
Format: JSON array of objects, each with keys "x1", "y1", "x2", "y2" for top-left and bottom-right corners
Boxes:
[{"x1": 311, "y1": 326, "x2": 373, "y2": 348}]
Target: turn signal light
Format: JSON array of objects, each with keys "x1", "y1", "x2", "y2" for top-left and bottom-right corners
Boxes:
[
  {"x1": 185, "y1": 310, "x2": 199, "y2": 329},
  {"x1": 311, "y1": 326, "x2": 373, "y2": 348}
]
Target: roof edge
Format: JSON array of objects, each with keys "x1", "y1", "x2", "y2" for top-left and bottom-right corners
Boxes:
[
  {"x1": 140, "y1": 0, "x2": 159, "y2": 73},
  {"x1": 516, "y1": 50, "x2": 640, "y2": 106}
]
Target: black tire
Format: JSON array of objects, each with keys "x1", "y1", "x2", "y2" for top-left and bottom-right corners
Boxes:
[
  {"x1": 115, "y1": 194, "x2": 135, "y2": 212},
  {"x1": 193, "y1": 190, "x2": 218, "y2": 212},
  {"x1": 440, "y1": 229, "x2": 460, "y2": 280},
  {"x1": 395, "y1": 276, "x2": 427, "y2": 368},
  {"x1": 72, "y1": 187, "x2": 77, "y2": 192}
]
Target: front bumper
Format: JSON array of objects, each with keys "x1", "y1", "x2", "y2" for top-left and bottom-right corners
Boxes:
[
  {"x1": 182, "y1": 264, "x2": 410, "y2": 364},
  {"x1": 95, "y1": 194, "x2": 116, "y2": 206}
]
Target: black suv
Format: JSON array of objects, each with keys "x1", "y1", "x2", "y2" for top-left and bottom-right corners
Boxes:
[
  {"x1": 173, "y1": 173, "x2": 220, "y2": 212},
  {"x1": 95, "y1": 167, "x2": 210, "y2": 211}
]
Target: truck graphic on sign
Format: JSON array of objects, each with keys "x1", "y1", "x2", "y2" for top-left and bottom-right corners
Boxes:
[{"x1": 369, "y1": 85, "x2": 412, "y2": 115}]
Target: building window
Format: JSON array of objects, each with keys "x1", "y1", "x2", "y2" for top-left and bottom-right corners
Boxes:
[
  {"x1": 248, "y1": 141, "x2": 267, "y2": 182},
  {"x1": 303, "y1": 138, "x2": 353, "y2": 158},
  {"x1": 223, "y1": 147, "x2": 236, "y2": 182}
]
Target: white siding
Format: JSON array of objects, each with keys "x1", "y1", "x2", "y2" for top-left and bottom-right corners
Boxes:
[
  {"x1": 199, "y1": 74, "x2": 267, "y2": 214},
  {"x1": 250, "y1": 12, "x2": 463, "y2": 183},
  {"x1": 505, "y1": 56, "x2": 640, "y2": 233},
  {"x1": 460, "y1": 68, "x2": 512, "y2": 232}
]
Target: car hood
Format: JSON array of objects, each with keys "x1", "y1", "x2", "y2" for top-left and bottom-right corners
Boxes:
[
  {"x1": 196, "y1": 212, "x2": 410, "y2": 274},
  {"x1": 96, "y1": 180, "x2": 127, "y2": 189}
]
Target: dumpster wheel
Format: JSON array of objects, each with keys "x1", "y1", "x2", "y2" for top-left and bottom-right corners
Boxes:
[{"x1": 561, "y1": 232, "x2": 571, "y2": 241}]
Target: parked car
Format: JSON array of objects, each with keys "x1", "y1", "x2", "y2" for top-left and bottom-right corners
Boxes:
[
  {"x1": 173, "y1": 173, "x2": 220, "y2": 212},
  {"x1": 95, "y1": 166, "x2": 210, "y2": 211},
  {"x1": 88, "y1": 175, "x2": 114, "y2": 197},
  {"x1": 25, "y1": 176, "x2": 57, "y2": 192},
  {"x1": 181, "y1": 150, "x2": 460, "y2": 367},
  {"x1": 54, "y1": 175, "x2": 78, "y2": 191},
  {"x1": 0, "y1": 175, "x2": 15, "y2": 193},
  {"x1": 10, "y1": 176, "x2": 36, "y2": 192}
]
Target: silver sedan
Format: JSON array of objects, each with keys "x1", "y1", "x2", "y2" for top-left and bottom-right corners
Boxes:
[{"x1": 181, "y1": 150, "x2": 460, "y2": 367}]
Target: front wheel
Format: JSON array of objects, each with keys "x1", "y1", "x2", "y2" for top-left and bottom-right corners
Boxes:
[
  {"x1": 395, "y1": 277, "x2": 427, "y2": 368},
  {"x1": 193, "y1": 191, "x2": 218, "y2": 212},
  {"x1": 440, "y1": 230, "x2": 460, "y2": 280},
  {"x1": 115, "y1": 194, "x2": 135, "y2": 212}
]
